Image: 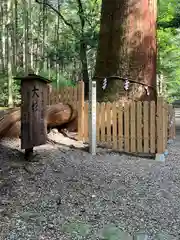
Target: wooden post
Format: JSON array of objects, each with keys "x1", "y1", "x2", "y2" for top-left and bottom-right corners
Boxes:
[
  {"x1": 14, "y1": 74, "x2": 52, "y2": 160},
  {"x1": 156, "y1": 97, "x2": 166, "y2": 161},
  {"x1": 78, "y1": 81, "x2": 85, "y2": 140},
  {"x1": 168, "y1": 105, "x2": 176, "y2": 141},
  {"x1": 150, "y1": 101, "x2": 156, "y2": 153},
  {"x1": 143, "y1": 101, "x2": 149, "y2": 153}
]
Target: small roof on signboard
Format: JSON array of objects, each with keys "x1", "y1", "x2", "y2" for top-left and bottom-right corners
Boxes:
[{"x1": 14, "y1": 73, "x2": 52, "y2": 83}]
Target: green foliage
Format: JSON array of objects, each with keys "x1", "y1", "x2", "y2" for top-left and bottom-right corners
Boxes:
[
  {"x1": 157, "y1": 0, "x2": 180, "y2": 102},
  {"x1": 0, "y1": 0, "x2": 180, "y2": 105},
  {"x1": 158, "y1": 0, "x2": 180, "y2": 28},
  {"x1": 0, "y1": 0, "x2": 101, "y2": 106}
]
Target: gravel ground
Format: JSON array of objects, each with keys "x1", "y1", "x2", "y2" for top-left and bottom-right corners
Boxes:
[{"x1": 0, "y1": 131, "x2": 180, "y2": 240}]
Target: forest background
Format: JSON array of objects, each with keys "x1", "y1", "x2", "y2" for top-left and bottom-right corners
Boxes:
[{"x1": 0, "y1": 0, "x2": 180, "y2": 106}]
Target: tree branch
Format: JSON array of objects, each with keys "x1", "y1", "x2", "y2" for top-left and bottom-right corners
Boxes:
[
  {"x1": 35, "y1": 0, "x2": 77, "y2": 34},
  {"x1": 76, "y1": 0, "x2": 85, "y2": 31}
]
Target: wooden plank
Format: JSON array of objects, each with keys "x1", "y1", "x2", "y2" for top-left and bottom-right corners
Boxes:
[
  {"x1": 143, "y1": 101, "x2": 149, "y2": 153},
  {"x1": 96, "y1": 103, "x2": 100, "y2": 143},
  {"x1": 124, "y1": 103, "x2": 130, "y2": 152},
  {"x1": 150, "y1": 101, "x2": 156, "y2": 153},
  {"x1": 49, "y1": 90, "x2": 54, "y2": 105},
  {"x1": 54, "y1": 90, "x2": 58, "y2": 104},
  {"x1": 117, "y1": 102, "x2": 123, "y2": 151},
  {"x1": 164, "y1": 103, "x2": 168, "y2": 146},
  {"x1": 63, "y1": 87, "x2": 68, "y2": 104},
  {"x1": 136, "y1": 101, "x2": 143, "y2": 153},
  {"x1": 112, "y1": 102, "x2": 117, "y2": 149},
  {"x1": 66, "y1": 87, "x2": 71, "y2": 104},
  {"x1": 168, "y1": 104, "x2": 176, "y2": 140},
  {"x1": 130, "y1": 101, "x2": 136, "y2": 152},
  {"x1": 100, "y1": 102, "x2": 106, "y2": 143},
  {"x1": 74, "y1": 85, "x2": 78, "y2": 102},
  {"x1": 68, "y1": 87, "x2": 72, "y2": 104},
  {"x1": 73, "y1": 86, "x2": 77, "y2": 110},
  {"x1": 59, "y1": 89, "x2": 64, "y2": 103},
  {"x1": 84, "y1": 102, "x2": 89, "y2": 142},
  {"x1": 168, "y1": 105, "x2": 173, "y2": 140},
  {"x1": 172, "y1": 108, "x2": 176, "y2": 139},
  {"x1": 78, "y1": 81, "x2": 84, "y2": 140},
  {"x1": 156, "y1": 97, "x2": 166, "y2": 153},
  {"x1": 162, "y1": 99, "x2": 166, "y2": 151},
  {"x1": 106, "y1": 102, "x2": 112, "y2": 147}
]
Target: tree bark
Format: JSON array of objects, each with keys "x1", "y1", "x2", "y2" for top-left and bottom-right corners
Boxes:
[
  {"x1": 80, "y1": 38, "x2": 89, "y2": 97},
  {"x1": 76, "y1": 0, "x2": 89, "y2": 97},
  {"x1": 94, "y1": 0, "x2": 157, "y2": 102}
]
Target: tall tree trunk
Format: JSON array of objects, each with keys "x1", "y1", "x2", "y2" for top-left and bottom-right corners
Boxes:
[
  {"x1": 6, "y1": 0, "x2": 13, "y2": 107},
  {"x1": 80, "y1": 38, "x2": 89, "y2": 97},
  {"x1": 76, "y1": 0, "x2": 89, "y2": 97},
  {"x1": 23, "y1": 0, "x2": 29, "y2": 74},
  {"x1": 94, "y1": 0, "x2": 157, "y2": 102},
  {"x1": 35, "y1": 4, "x2": 42, "y2": 74},
  {"x1": 7, "y1": 27, "x2": 13, "y2": 107},
  {"x1": 28, "y1": 0, "x2": 34, "y2": 71},
  {"x1": 0, "y1": 2, "x2": 5, "y2": 73},
  {"x1": 56, "y1": 0, "x2": 60, "y2": 89}
]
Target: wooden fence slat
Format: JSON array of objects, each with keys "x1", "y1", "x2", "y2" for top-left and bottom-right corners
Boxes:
[
  {"x1": 143, "y1": 101, "x2": 149, "y2": 153},
  {"x1": 69, "y1": 87, "x2": 72, "y2": 104},
  {"x1": 124, "y1": 103, "x2": 130, "y2": 152},
  {"x1": 67, "y1": 87, "x2": 71, "y2": 105},
  {"x1": 162, "y1": 98, "x2": 167, "y2": 152},
  {"x1": 73, "y1": 86, "x2": 77, "y2": 109},
  {"x1": 50, "y1": 90, "x2": 54, "y2": 104},
  {"x1": 84, "y1": 102, "x2": 89, "y2": 142},
  {"x1": 156, "y1": 97, "x2": 166, "y2": 153},
  {"x1": 136, "y1": 101, "x2": 143, "y2": 153},
  {"x1": 100, "y1": 102, "x2": 106, "y2": 143},
  {"x1": 172, "y1": 108, "x2": 176, "y2": 139},
  {"x1": 112, "y1": 102, "x2": 117, "y2": 149},
  {"x1": 168, "y1": 105, "x2": 172, "y2": 140},
  {"x1": 150, "y1": 101, "x2": 156, "y2": 153},
  {"x1": 96, "y1": 103, "x2": 100, "y2": 143},
  {"x1": 130, "y1": 101, "x2": 136, "y2": 152},
  {"x1": 64, "y1": 88, "x2": 68, "y2": 104},
  {"x1": 78, "y1": 81, "x2": 84, "y2": 140},
  {"x1": 54, "y1": 91, "x2": 58, "y2": 104},
  {"x1": 164, "y1": 103, "x2": 168, "y2": 145},
  {"x1": 168, "y1": 105, "x2": 176, "y2": 140},
  {"x1": 106, "y1": 102, "x2": 112, "y2": 147},
  {"x1": 117, "y1": 103, "x2": 123, "y2": 151}
]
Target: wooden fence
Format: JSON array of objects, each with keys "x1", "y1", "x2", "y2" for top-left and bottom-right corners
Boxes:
[
  {"x1": 48, "y1": 81, "x2": 84, "y2": 137},
  {"x1": 168, "y1": 105, "x2": 176, "y2": 141},
  {"x1": 48, "y1": 81, "x2": 176, "y2": 155},
  {"x1": 48, "y1": 82, "x2": 83, "y2": 109},
  {"x1": 79, "y1": 96, "x2": 175, "y2": 155}
]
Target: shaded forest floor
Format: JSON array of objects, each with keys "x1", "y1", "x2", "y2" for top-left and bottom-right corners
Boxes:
[{"x1": 0, "y1": 131, "x2": 180, "y2": 240}]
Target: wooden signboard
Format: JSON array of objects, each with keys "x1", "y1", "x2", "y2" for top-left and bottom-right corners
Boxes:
[{"x1": 15, "y1": 74, "x2": 51, "y2": 150}]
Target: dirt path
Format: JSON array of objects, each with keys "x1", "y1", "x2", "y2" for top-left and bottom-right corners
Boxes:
[{"x1": 0, "y1": 131, "x2": 179, "y2": 239}]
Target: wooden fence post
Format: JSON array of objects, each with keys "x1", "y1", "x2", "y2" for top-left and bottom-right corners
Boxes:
[
  {"x1": 168, "y1": 105, "x2": 176, "y2": 141},
  {"x1": 78, "y1": 81, "x2": 85, "y2": 140},
  {"x1": 156, "y1": 97, "x2": 166, "y2": 160},
  {"x1": 172, "y1": 108, "x2": 176, "y2": 139}
]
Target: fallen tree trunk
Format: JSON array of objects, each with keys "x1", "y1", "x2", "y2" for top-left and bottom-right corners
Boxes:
[{"x1": 0, "y1": 103, "x2": 78, "y2": 139}]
